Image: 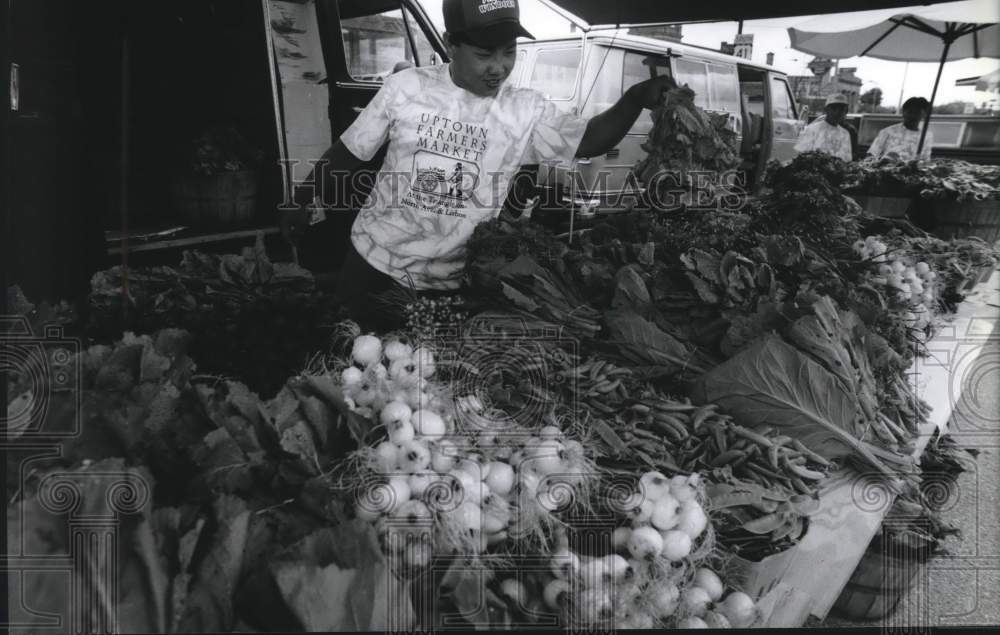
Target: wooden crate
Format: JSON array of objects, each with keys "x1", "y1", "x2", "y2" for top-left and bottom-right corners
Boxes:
[
  {"x1": 928, "y1": 198, "x2": 1000, "y2": 243},
  {"x1": 170, "y1": 169, "x2": 259, "y2": 228},
  {"x1": 831, "y1": 535, "x2": 926, "y2": 620},
  {"x1": 851, "y1": 195, "x2": 913, "y2": 219}
]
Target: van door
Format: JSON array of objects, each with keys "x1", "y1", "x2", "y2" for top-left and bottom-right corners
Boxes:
[
  {"x1": 264, "y1": 0, "x2": 447, "y2": 193},
  {"x1": 521, "y1": 41, "x2": 587, "y2": 216},
  {"x1": 767, "y1": 73, "x2": 803, "y2": 163}
]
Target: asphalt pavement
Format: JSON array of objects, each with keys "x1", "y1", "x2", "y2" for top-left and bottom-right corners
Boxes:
[{"x1": 822, "y1": 277, "x2": 1000, "y2": 628}]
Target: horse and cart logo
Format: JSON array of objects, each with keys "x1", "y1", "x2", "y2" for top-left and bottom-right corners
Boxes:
[{"x1": 412, "y1": 154, "x2": 479, "y2": 201}]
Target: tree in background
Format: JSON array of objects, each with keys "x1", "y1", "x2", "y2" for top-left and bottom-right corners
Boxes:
[
  {"x1": 859, "y1": 87, "x2": 883, "y2": 113},
  {"x1": 932, "y1": 100, "x2": 974, "y2": 115}
]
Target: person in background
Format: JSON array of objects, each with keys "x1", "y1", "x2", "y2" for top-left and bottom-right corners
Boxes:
[
  {"x1": 867, "y1": 97, "x2": 934, "y2": 161},
  {"x1": 794, "y1": 93, "x2": 852, "y2": 162}
]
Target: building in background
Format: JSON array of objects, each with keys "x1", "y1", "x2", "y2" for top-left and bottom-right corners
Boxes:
[
  {"x1": 789, "y1": 57, "x2": 864, "y2": 115},
  {"x1": 734, "y1": 34, "x2": 754, "y2": 60},
  {"x1": 627, "y1": 24, "x2": 682, "y2": 42}
]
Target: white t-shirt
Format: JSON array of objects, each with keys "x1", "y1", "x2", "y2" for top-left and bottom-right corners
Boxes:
[
  {"x1": 867, "y1": 123, "x2": 934, "y2": 161},
  {"x1": 340, "y1": 63, "x2": 589, "y2": 291},
  {"x1": 794, "y1": 118, "x2": 852, "y2": 162}
]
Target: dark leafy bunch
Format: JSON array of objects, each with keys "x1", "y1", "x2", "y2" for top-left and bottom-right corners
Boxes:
[
  {"x1": 465, "y1": 216, "x2": 568, "y2": 269},
  {"x1": 848, "y1": 158, "x2": 1000, "y2": 202},
  {"x1": 751, "y1": 152, "x2": 863, "y2": 248},
  {"x1": 4, "y1": 323, "x2": 401, "y2": 632},
  {"x1": 184, "y1": 124, "x2": 265, "y2": 176},
  {"x1": 88, "y1": 239, "x2": 343, "y2": 396},
  {"x1": 635, "y1": 86, "x2": 741, "y2": 206}
]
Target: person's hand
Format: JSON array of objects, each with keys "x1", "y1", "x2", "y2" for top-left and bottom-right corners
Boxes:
[
  {"x1": 627, "y1": 74, "x2": 678, "y2": 110},
  {"x1": 279, "y1": 206, "x2": 312, "y2": 246}
]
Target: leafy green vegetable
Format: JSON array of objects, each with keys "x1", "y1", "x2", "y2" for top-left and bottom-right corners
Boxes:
[
  {"x1": 692, "y1": 334, "x2": 913, "y2": 481},
  {"x1": 636, "y1": 86, "x2": 740, "y2": 206},
  {"x1": 605, "y1": 309, "x2": 707, "y2": 375},
  {"x1": 848, "y1": 158, "x2": 1000, "y2": 202}
]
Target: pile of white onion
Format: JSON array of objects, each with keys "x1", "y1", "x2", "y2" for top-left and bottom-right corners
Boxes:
[
  {"x1": 524, "y1": 472, "x2": 757, "y2": 628},
  {"x1": 855, "y1": 236, "x2": 937, "y2": 330},
  {"x1": 342, "y1": 334, "x2": 596, "y2": 569}
]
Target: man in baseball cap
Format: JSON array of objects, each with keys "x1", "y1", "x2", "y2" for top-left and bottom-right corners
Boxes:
[
  {"x1": 794, "y1": 93, "x2": 852, "y2": 162},
  {"x1": 282, "y1": 0, "x2": 675, "y2": 330}
]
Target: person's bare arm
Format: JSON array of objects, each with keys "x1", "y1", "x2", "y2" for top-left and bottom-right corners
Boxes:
[{"x1": 576, "y1": 74, "x2": 676, "y2": 158}]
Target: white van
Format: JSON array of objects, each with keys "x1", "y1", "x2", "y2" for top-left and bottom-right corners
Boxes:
[{"x1": 508, "y1": 34, "x2": 805, "y2": 222}]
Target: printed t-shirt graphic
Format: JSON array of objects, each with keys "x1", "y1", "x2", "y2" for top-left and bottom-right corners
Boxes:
[{"x1": 339, "y1": 63, "x2": 588, "y2": 291}]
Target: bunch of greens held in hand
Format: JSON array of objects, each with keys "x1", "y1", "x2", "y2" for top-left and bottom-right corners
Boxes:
[{"x1": 635, "y1": 85, "x2": 741, "y2": 207}]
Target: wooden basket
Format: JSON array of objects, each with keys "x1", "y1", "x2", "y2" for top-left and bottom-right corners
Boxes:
[
  {"x1": 170, "y1": 169, "x2": 259, "y2": 227},
  {"x1": 927, "y1": 198, "x2": 1000, "y2": 243},
  {"x1": 831, "y1": 535, "x2": 925, "y2": 620},
  {"x1": 851, "y1": 195, "x2": 913, "y2": 219}
]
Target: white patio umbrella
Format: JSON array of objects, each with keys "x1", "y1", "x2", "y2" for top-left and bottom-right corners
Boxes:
[
  {"x1": 789, "y1": 0, "x2": 999, "y2": 154},
  {"x1": 955, "y1": 67, "x2": 1000, "y2": 92}
]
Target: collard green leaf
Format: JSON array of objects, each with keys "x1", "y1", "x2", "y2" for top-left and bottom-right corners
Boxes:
[
  {"x1": 611, "y1": 265, "x2": 651, "y2": 309},
  {"x1": 692, "y1": 334, "x2": 905, "y2": 480},
  {"x1": 271, "y1": 521, "x2": 414, "y2": 632},
  {"x1": 176, "y1": 494, "x2": 250, "y2": 633},
  {"x1": 605, "y1": 309, "x2": 700, "y2": 374},
  {"x1": 686, "y1": 273, "x2": 721, "y2": 305}
]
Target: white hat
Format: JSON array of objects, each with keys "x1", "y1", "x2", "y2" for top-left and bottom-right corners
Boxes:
[{"x1": 825, "y1": 94, "x2": 849, "y2": 106}]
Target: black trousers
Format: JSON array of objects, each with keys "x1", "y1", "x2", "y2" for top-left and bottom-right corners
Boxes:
[
  {"x1": 334, "y1": 239, "x2": 460, "y2": 335},
  {"x1": 335, "y1": 240, "x2": 405, "y2": 333}
]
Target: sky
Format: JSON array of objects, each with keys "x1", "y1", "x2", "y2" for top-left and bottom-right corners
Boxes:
[{"x1": 417, "y1": 0, "x2": 1000, "y2": 108}]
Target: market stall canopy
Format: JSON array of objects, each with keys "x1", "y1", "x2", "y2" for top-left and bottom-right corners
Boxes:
[
  {"x1": 787, "y1": 0, "x2": 999, "y2": 62},
  {"x1": 955, "y1": 68, "x2": 1000, "y2": 91},
  {"x1": 537, "y1": 0, "x2": 967, "y2": 28}
]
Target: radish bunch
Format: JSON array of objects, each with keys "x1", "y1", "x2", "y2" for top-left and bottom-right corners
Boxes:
[
  {"x1": 536, "y1": 472, "x2": 738, "y2": 628},
  {"x1": 856, "y1": 236, "x2": 938, "y2": 330},
  {"x1": 342, "y1": 334, "x2": 599, "y2": 571},
  {"x1": 676, "y1": 568, "x2": 759, "y2": 628},
  {"x1": 358, "y1": 423, "x2": 596, "y2": 568},
  {"x1": 340, "y1": 336, "x2": 442, "y2": 420}
]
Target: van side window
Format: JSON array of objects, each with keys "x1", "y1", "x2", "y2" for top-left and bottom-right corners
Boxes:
[
  {"x1": 510, "y1": 49, "x2": 528, "y2": 85},
  {"x1": 580, "y1": 46, "x2": 624, "y2": 119},
  {"x1": 673, "y1": 58, "x2": 709, "y2": 109},
  {"x1": 340, "y1": 2, "x2": 437, "y2": 82},
  {"x1": 623, "y1": 51, "x2": 670, "y2": 135},
  {"x1": 769, "y1": 77, "x2": 796, "y2": 119},
  {"x1": 530, "y1": 46, "x2": 583, "y2": 100},
  {"x1": 708, "y1": 64, "x2": 740, "y2": 114}
]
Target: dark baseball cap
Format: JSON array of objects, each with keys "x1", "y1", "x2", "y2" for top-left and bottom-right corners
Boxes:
[{"x1": 443, "y1": 0, "x2": 535, "y2": 48}]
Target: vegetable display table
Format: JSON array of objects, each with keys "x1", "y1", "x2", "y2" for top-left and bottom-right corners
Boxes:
[{"x1": 755, "y1": 272, "x2": 1000, "y2": 627}]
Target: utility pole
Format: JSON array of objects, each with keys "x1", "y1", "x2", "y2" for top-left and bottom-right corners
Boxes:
[{"x1": 897, "y1": 62, "x2": 910, "y2": 112}]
